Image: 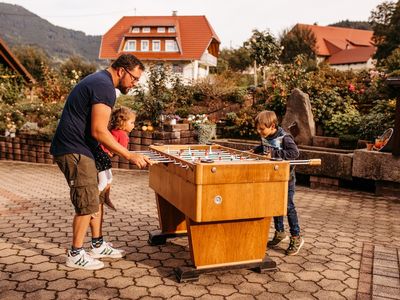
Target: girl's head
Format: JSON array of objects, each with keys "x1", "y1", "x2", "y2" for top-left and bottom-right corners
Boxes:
[
  {"x1": 254, "y1": 110, "x2": 278, "y2": 138},
  {"x1": 110, "y1": 106, "x2": 136, "y2": 132}
]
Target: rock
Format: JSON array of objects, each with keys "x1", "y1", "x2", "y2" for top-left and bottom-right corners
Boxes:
[{"x1": 282, "y1": 88, "x2": 315, "y2": 145}]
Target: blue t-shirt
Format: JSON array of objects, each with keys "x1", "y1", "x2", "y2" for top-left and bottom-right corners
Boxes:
[{"x1": 50, "y1": 70, "x2": 116, "y2": 159}]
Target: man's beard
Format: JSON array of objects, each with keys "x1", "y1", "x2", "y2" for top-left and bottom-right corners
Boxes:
[{"x1": 116, "y1": 79, "x2": 130, "y2": 95}]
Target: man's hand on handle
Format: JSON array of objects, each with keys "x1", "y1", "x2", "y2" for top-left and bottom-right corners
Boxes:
[{"x1": 127, "y1": 152, "x2": 154, "y2": 169}]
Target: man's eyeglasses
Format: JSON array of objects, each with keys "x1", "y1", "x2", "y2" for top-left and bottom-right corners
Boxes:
[{"x1": 123, "y1": 68, "x2": 140, "y2": 83}]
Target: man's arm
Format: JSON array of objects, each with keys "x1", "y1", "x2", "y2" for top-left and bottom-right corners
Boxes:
[{"x1": 91, "y1": 103, "x2": 152, "y2": 168}]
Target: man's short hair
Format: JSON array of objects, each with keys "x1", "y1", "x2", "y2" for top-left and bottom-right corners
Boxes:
[
  {"x1": 255, "y1": 110, "x2": 278, "y2": 128},
  {"x1": 111, "y1": 54, "x2": 145, "y2": 71}
]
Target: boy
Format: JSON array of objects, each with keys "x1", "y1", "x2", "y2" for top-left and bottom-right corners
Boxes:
[{"x1": 252, "y1": 110, "x2": 304, "y2": 255}]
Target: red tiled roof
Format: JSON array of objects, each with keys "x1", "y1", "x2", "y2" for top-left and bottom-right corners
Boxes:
[
  {"x1": 99, "y1": 16, "x2": 220, "y2": 61},
  {"x1": 296, "y1": 24, "x2": 374, "y2": 57},
  {"x1": 327, "y1": 46, "x2": 376, "y2": 65}
]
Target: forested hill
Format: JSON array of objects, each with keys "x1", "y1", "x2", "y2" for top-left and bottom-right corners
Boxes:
[{"x1": 0, "y1": 2, "x2": 102, "y2": 63}]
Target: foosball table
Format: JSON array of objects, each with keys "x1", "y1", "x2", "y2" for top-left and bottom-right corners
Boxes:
[{"x1": 141, "y1": 144, "x2": 320, "y2": 282}]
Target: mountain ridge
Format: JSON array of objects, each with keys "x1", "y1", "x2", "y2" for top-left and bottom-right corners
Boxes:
[{"x1": 0, "y1": 2, "x2": 102, "y2": 63}]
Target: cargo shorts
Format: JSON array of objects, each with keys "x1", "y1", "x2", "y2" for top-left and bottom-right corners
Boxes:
[{"x1": 54, "y1": 153, "x2": 103, "y2": 215}]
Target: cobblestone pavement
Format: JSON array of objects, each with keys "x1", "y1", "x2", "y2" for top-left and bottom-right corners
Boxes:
[{"x1": 0, "y1": 161, "x2": 399, "y2": 300}]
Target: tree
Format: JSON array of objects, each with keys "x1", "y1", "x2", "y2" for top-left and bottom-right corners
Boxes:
[
  {"x1": 280, "y1": 25, "x2": 317, "y2": 64},
  {"x1": 244, "y1": 29, "x2": 281, "y2": 86},
  {"x1": 328, "y1": 20, "x2": 372, "y2": 30},
  {"x1": 369, "y1": 0, "x2": 400, "y2": 61},
  {"x1": 59, "y1": 55, "x2": 97, "y2": 82},
  {"x1": 217, "y1": 47, "x2": 252, "y2": 73},
  {"x1": 12, "y1": 45, "x2": 50, "y2": 83},
  {"x1": 382, "y1": 47, "x2": 400, "y2": 74}
]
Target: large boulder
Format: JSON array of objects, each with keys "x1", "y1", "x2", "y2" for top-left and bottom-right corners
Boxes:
[{"x1": 282, "y1": 88, "x2": 315, "y2": 145}]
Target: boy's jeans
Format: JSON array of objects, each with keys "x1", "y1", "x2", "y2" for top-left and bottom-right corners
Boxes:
[{"x1": 273, "y1": 179, "x2": 300, "y2": 236}]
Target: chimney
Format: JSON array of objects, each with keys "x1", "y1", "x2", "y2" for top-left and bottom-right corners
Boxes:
[{"x1": 172, "y1": 10, "x2": 177, "y2": 16}]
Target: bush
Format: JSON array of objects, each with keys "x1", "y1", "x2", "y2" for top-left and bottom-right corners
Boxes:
[
  {"x1": 0, "y1": 65, "x2": 25, "y2": 105},
  {"x1": 358, "y1": 99, "x2": 396, "y2": 140}
]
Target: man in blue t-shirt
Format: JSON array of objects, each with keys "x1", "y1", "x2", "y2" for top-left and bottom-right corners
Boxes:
[{"x1": 51, "y1": 54, "x2": 152, "y2": 270}]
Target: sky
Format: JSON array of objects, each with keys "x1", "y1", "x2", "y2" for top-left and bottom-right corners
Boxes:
[{"x1": 1, "y1": 0, "x2": 386, "y2": 49}]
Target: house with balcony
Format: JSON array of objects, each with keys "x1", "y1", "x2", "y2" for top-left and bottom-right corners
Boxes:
[
  {"x1": 99, "y1": 14, "x2": 220, "y2": 82},
  {"x1": 294, "y1": 24, "x2": 376, "y2": 71}
]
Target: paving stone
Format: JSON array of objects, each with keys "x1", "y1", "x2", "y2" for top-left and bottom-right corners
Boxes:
[
  {"x1": 0, "y1": 290, "x2": 25, "y2": 300},
  {"x1": 57, "y1": 288, "x2": 89, "y2": 300},
  {"x1": 178, "y1": 284, "x2": 208, "y2": 298},
  {"x1": 286, "y1": 290, "x2": 317, "y2": 299},
  {"x1": 317, "y1": 279, "x2": 347, "y2": 292},
  {"x1": 372, "y1": 285, "x2": 400, "y2": 299},
  {"x1": 25, "y1": 289, "x2": 57, "y2": 299},
  {"x1": 76, "y1": 277, "x2": 106, "y2": 290},
  {"x1": 1, "y1": 162, "x2": 400, "y2": 299},
  {"x1": 265, "y1": 281, "x2": 293, "y2": 294},
  {"x1": 321, "y1": 269, "x2": 349, "y2": 281},
  {"x1": 47, "y1": 278, "x2": 76, "y2": 291},
  {"x1": 313, "y1": 290, "x2": 346, "y2": 299},
  {"x1": 296, "y1": 271, "x2": 324, "y2": 282},
  {"x1": 15, "y1": 279, "x2": 47, "y2": 292},
  {"x1": 135, "y1": 275, "x2": 163, "y2": 287}
]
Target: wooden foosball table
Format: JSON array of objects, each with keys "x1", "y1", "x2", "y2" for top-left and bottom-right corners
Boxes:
[{"x1": 143, "y1": 144, "x2": 320, "y2": 282}]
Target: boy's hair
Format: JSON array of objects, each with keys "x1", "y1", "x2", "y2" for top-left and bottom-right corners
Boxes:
[
  {"x1": 109, "y1": 106, "x2": 136, "y2": 130},
  {"x1": 255, "y1": 110, "x2": 278, "y2": 128},
  {"x1": 111, "y1": 54, "x2": 145, "y2": 71}
]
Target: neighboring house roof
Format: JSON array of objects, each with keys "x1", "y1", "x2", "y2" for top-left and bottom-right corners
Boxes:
[
  {"x1": 295, "y1": 24, "x2": 375, "y2": 65},
  {"x1": 99, "y1": 15, "x2": 220, "y2": 61},
  {"x1": 327, "y1": 46, "x2": 376, "y2": 65},
  {"x1": 0, "y1": 37, "x2": 36, "y2": 85}
]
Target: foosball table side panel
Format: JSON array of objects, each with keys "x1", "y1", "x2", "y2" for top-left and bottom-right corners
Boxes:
[
  {"x1": 149, "y1": 164, "x2": 200, "y2": 221},
  {"x1": 186, "y1": 216, "x2": 271, "y2": 268},
  {"x1": 199, "y1": 182, "x2": 288, "y2": 222}
]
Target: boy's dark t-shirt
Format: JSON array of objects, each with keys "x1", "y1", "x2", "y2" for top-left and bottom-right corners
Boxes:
[{"x1": 50, "y1": 70, "x2": 116, "y2": 160}]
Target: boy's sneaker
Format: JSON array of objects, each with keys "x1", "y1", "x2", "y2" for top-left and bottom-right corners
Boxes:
[
  {"x1": 66, "y1": 249, "x2": 104, "y2": 270},
  {"x1": 89, "y1": 241, "x2": 126, "y2": 259},
  {"x1": 286, "y1": 236, "x2": 304, "y2": 255},
  {"x1": 267, "y1": 231, "x2": 289, "y2": 248}
]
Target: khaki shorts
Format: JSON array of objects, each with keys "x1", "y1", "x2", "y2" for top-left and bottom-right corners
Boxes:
[{"x1": 54, "y1": 153, "x2": 102, "y2": 215}]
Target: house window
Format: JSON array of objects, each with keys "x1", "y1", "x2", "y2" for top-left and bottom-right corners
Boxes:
[
  {"x1": 172, "y1": 64, "x2": 183, "y2": 74},
  {"x1": 141, "y1": 40, "x2": 149, "y2": 51},
  {"x1": 124, "y1": 40, "x2": 136, "y2": 51},
  {"x1": 152, "y1": 40, "x2": 161, "y2": 52},
  {"x1": 165, "y1": 40, "x2": 178, "y2": 52},
  {"x1": 132, "y1": 27, "x2": 140, "y2": 33},
  {"x1": 157, "y1": 27, "x2": 165, "y2": 33},
  {"x1": 142, "y1": 27, "x2": 150, "y2": 33},
  {"x1": 168, "y1": 27, "x2": 176, "y2": 33}
]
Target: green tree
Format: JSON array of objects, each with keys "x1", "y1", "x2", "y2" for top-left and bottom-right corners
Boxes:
[
  {"x1": 217, "y1": 47, "x2": 252, "y2": 73},
  {"x1": 328, "y1": 20, "x2": 372, "y2": 30},
  {"x1": 382, "y1": 47, "x2": 400, "y2": 74},
  {"x1": 280, "y1": 25, "x2": 317, "y2": 64},
  {"x1": 369, "y1": 0, "x2": 400, "y2": 61},
  {"x1": 59, "y1": 55, "x2": 97, "y2": 82},
  {"x1": 244, "y1": 29, "x2": 281, "y2": 86},
  {"x1": 12, "y1": 45, "x2": 50, "y2": 83}
]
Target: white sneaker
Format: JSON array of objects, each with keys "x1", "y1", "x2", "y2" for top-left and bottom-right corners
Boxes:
[
  {"x1": 66, "y1": 249, "x2": 104, "y2": 270},
  {"x1": 89, "y1": 241, "x2": 126, "y2": 259}
]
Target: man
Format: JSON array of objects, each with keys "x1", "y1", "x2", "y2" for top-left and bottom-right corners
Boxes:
[{"x1": 51, "y1": 54, "x2": 152, "y2": 270}]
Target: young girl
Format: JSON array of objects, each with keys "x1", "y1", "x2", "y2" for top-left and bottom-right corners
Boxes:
[{"x1": 93, "y1": 106, "x2": 136, "y2": 210}]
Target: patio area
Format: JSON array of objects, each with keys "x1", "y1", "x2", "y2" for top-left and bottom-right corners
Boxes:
[{"x1": 0, "y1": 161, "x2": 399, "y2": 299}]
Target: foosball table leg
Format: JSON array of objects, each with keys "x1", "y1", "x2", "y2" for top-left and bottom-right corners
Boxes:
[
  {"x1": 252, "y1": 256, "x2": 277, "y2": 273},
  {"x1": 148, "y1": 230, "x2": 188, "y2": 246},
  {"x1": 174, "y1": 257, "x2": 277, "y2": 283}
]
